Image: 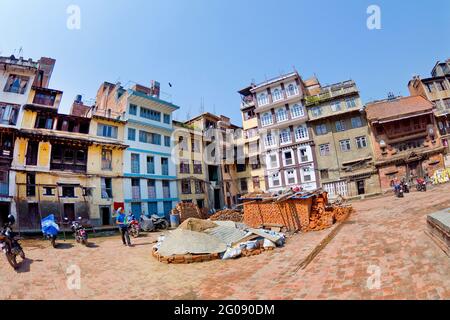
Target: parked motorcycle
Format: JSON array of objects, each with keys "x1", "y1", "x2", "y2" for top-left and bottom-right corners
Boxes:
[
  {"x1": 0, "y1": 216, "x2": 25, "y2": 269},
  {"x1": 128, "y1": 217, "x2": 140, "y2": 238},
  {"x1": 140, "y1": 215, "x2": 169, "y2": 232},
  {"x1": 416, "y1": 178, "x2": 427, "y2": 192},
  {"x1": 401, "y1": 181, "x2": 410, "y2": 193},
  {"x1": 394, "y1": 184, "x2": 404, "y2": 198},
  {"x1": 41, "y1": 214, "x2": 59, "y2": 248},
  {"x1": 69, "y1": 217, "x2": 88, "y2": 246}
]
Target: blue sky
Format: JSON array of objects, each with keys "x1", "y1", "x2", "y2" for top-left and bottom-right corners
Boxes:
[{"x1": 1, "y1": 0, "x2": 449, "y2": 124}]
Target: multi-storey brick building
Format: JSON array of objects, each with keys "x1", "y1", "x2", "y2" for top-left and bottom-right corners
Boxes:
[
  {"x1": 365, "y1": 95, "x2": 445, "y2": 192},
  {"x1": 250, "y1": 72, "x2": 318, "y2": 192},
  {"x1": 305, "y1": 79, "x2": 380, "y2": 198},
  {"x1": 408, "y1": 58, "x2": 450, "y2": 164}
]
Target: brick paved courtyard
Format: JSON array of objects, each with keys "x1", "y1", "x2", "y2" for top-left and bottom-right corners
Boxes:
[{"x1": 1, "y1": 184, "x2": 449, "y2": 300}]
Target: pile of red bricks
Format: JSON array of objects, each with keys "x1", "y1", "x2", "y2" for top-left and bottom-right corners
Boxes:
[
  {"x1": 152, "y1": 247, "x2": 221, "y2": 264},
  {"x1": 172, "y1": 202, "x2": 203, "y2": 222},
  {"x1": 210, "y1": 209, "x2": 243, "y2": 222},
  {"x1": 243, "y1": 192, "x2": 352, "y2": 233}
]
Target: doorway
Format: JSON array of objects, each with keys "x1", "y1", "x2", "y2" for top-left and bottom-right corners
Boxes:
[
  {"x1": 407, "y1": 161, "x2": 424, "y2": 180},
  {"x1": 131, "y1": 203, "x2": 142, "y2": 219},
  {"x1": 214, "y1": 189, "x2": 221, "y2": 209},
  {"x1": 100, "y1": 206, "x2": 111, "y2": 226},
  {"x1": 64, "y1": 203, "x2": 75, "y2": 221},
  {"x1": 356, "y1": 180, "x2": 365, "y2": 195},
  {"x1": 0, "y1": 202, "x2": 10, "y2": 226}
]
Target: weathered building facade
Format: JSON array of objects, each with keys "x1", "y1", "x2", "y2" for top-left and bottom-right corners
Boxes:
[
  {"x1": 408, "y1": 58, "x2": 450, "y2": 165},
  {"x1": 366, "y1": 96, "x2": 445, "y2": 192},
  {"x1": 250, "y1": 72, "x2": 318, "y2": 193},
  {"x1": 305, "y1": 79, "x2": 380, "y2": 198}
]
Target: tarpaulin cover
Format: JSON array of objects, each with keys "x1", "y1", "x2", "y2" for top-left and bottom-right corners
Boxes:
[
  {"x1": 157, "y1": 229, "x2": 227, "y2": 256},
  {"x1": 41, "y1": 214, "x2": 60, "y2": 236}
]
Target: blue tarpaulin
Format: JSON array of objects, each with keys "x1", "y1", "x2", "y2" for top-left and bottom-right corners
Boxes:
[{"x1": 41, "y1": 214, "x2": 60, "y2": 236}]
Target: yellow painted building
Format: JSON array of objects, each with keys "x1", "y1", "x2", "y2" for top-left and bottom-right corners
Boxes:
[{"x1": 12, "y1": 87, "x2": 127, "y2": 230}]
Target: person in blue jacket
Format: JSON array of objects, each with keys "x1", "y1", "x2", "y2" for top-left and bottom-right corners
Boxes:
[{"x1": 115, "y1": 208, "x2": 131, "y2": 247}]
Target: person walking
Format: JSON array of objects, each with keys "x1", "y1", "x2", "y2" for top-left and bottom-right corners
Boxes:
[{"x1": 115, "y1": 208, "x2": 131, "y2": 247}]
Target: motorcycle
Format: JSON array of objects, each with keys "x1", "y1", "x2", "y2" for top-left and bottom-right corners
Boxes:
[
  {"x1": 140, "y1": 214, "x2": 169, "y2": 232},
  {"x1": 41, "y1": 214, "x2": 59, "y2": 248},
  {"x1": 69, "y1": 217, "x2": 88, "y2": 246},
  {"x1": 394, "y1": 184, "x2": 404, "y2": 198},
  {"x1": 128, "y1": 216, "x2": 140, "y2": 238},
  {"x1": 416, "y1": 178, "x2": 427, "y2": 192},
  {"x1": 0, "y1": 221, "x2": 25, "y2": 269},
  {"x1": 401, "y1": 181, "x2": 410, "y2": 193}
]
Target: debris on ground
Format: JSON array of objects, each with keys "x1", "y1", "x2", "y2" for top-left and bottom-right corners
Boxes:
[
  {"x1": 241, "y1": 189, "x2": 353, "y2": 232},
  {"x1": 209, "y1": 209, "x2": 243, "y2": 222},
  {"x1": 172, "y1": 202, "x2": 204, "y2": 222},
  {"x1": 152, "y1": 219, "x2": 286, "y2": 264}
]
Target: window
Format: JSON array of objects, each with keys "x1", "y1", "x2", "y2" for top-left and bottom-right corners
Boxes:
[
  {"x1": 140, "y1": 107, "x2": 161, "y2": 121},
  {"x1": 316, "y1": 124, "x2": 327, "y2": 135},
  {"x1": 331, "y1": 101, "x2": 342, "y2": 112},
  {"x1": 302, "y1": 167, "x2": 312, "y2": 182},
  {"x1": 335, "y1": 120, "x2": 346, "y2": 132},
  {"x1": 33, "y1": 91, "x2": 56, "y2": 106},
  {"x1": 284, "y1": 151, "x2": 293, "y2": 166},
  {"x1": 286, "y1": 83, "x2": 299, "y2": 97},
  {"x1": 128, "y1": 128, "x2": 136, "y2": 141},
  {"x1": 295, "y1": 125, "x2": 309, "y2": 141},
  {"x1": 26, "y1": 173, "x2": 36, "y2": 197},
  {"x1": 97, "y1": 124, "x2": 118, "y2": 138},
  {"x1": 311, "y1": 106, "x2": 322, "y2": 117},
  {"x1": 290, "y1": 104, "x2": 304, "y2": 118},
  {"x1": 444, "y1": 98, "x2": 450, "y2": 109},
  {"x1": 131, "y1": 154, "x2": 140, "y2": 173},
  {"x1": 147, "y1": 156, "x2": 155, "y2": 174},
  {"x1": 147, "y1": 180, "x2": 156, "y2": 199},
  {"x1": 346, "y1": 98, "x2": 357, "y2": 108},
  {"x1": 264, "y1": 133, "x2": 275, "y2": 147},
  {"x1": 351, "y1": 116, "x2": 363, "y2": 128},
  {"x1": 50, "y1": 145, "x2": 87, "y2": 171},
  {"x1": 320, "y1": 169, "x2": 329, "y2": 180},
  {"x1": 299, "y1": 148, "x2": 309, "y2": 162},
  {"x1": 131, "y1": 179, "x2": 140, "y2": 199},
  {"x1": 164, "y1": 136, "x2": 171, "y2": 147},
  {"x1": 252, "y1": 176, "x2": 260, "y2": 189},
  {"x1": 436, "y1": 81, "x2": 446, "y2": 91},
  {"x1": 279, "y1": 129, "x2": 291, "y2": 144},
  {"x1": 276, "y1": 108, "x2": 288, "y2": 122},
  {"x1": 191, "y1": 139, "x2": 200, "y2": 152},
  {"x1": 319, "y1": 144, "x2": 330, "y2": 156},
  {"x1": 180, "y1": 160, "x2": 190, "y2": 174},
  {"x1": 195, "y1": 180, "x2": 204, "y2": 194},
  {"x1": 139, "y1": 130, "x2": 161, "y2": 145},
  {"x1": 269, "y1": 154, "x2": 278, "y2": 168},
  {"x1": 35, "y1": 115, "x2": 53, "y2": 129},
  {"x1": 240, "y1": 179, "x2": 248, "y2": 192},
  {"x1": 161, "y1": 158, "x2": 169, "y2": 175},
  {"x1": 162, "y1": 181, "x2": 171, "y2": 198},
  {"x1": 148, "y1": 201, "x2": 158, "y2": 215},
  {"x1": 4, "y1": 74, "x2": 29, "y2": 94},
  {"x1": 257, "y1": 93, "x2": 268, "y2": 106},
  {"x1": 261, "y1": 112, "x2": 273, "y2": 127},
  {"x1": 101, "y1": 178, "x2": 113, "y2": 198},
  {"x1": 62, "y1": 186, "x2": 75, "y2": 198},
  {"x1": 163, "y1": 114, "x2": 171, "y2": 124},
  {"x1": 129, "y1": 104, "x2": 137, "y2": 115},
  {"x1": 43, "y1": 187, "x2": 55, "y2": 196},
  {"x1": 339, "y1": 139, "x2": 351, "y2": 152},
  {"x1": 286, "y1": 170, "x2": 296, "y2": 185},
  {"x1": 272, "y1": 88, "x2": 283, "y2": 101},
  {"x1": 425, "y1": 83, "x2": 434, "y2": 93},
  {"x1": 26, "y1": 141, "x2": 39, "y2": 166},
  {"x1": 101, "y1": 149, "x2": 112, "y2": 170},
  {"x1": 0, "y1": 103, "x2": 19, "y2": 125},
  {"x1": 356, "y1": 136, "x2": 368, "y2": 149},
  {"x1": 181, "y1": 179, "x2": 191, "y2": 194},
  {"x1": 271, "y1": 173, "x2": 280, "y2": 187},
  {"x1": 193, "y1": 161, "x2": 202, "y2": 174}
]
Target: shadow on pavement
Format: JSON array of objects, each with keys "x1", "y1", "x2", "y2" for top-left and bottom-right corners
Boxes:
[{"x1": 55, "y1": 243, "x2": 74, "y2": 250}]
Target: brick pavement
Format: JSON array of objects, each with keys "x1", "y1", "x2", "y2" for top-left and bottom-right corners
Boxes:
[{"x1": 0, "y1": 184, "x2": 449, "y2": 299}]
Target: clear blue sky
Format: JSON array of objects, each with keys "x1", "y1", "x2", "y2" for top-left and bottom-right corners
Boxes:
[{"x1": 1, "y1": 0, "x2": 449, "y2": 124}]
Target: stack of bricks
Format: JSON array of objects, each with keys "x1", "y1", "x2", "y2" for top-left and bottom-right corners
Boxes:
[
  {"x1": 243, "y1": 197, "x2": 313, "y2": 232},
  {"x1": 308, "y1": 195, "x2": 334, "y2": 231},
  {"x1": 172, "y1": 202, "x2": 203, "y2": 222},
  {"x1": 152, "y1": 247, "x2": 221, "y2": 264}
]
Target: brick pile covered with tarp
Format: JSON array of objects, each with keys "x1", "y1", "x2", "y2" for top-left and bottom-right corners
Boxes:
[
  {"x1": 152, "y1": 218, "x2": 286, "y2": 264},
  {"x1": 241, "y1": 189, "x2": 353, "y2": 233}
]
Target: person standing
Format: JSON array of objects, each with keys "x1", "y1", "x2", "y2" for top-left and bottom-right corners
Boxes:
[{"x1": 115, "y1": 208, "x2": 131, "y2": 247}]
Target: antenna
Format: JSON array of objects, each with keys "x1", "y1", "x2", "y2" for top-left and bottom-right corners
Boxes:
[
  {"x1": 199, "y1": 97, "x2": 205, "y2": 114},
  {"x1": 18, "y1": 47, "x2": 23, "y2": 57}
]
